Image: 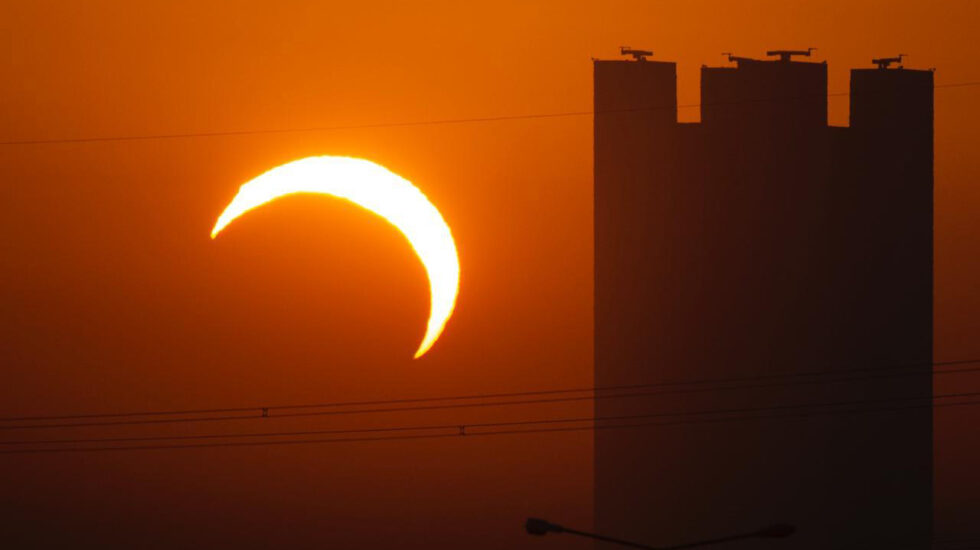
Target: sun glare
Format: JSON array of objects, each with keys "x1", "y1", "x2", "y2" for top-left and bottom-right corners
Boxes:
[{"x1": 211, "y1": 156, "x2": 460, "y2": 359}]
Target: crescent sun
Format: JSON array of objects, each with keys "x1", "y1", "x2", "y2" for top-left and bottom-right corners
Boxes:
[{"x1": 210, "y1": 156, "x2": 460, "y2": 359}]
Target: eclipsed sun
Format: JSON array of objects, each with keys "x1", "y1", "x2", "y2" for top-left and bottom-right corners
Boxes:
[{"x1": 211, "y1": 156, "x2": 460, "y2": 359}]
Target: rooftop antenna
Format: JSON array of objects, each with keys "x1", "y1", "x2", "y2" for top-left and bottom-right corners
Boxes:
[
  {"x1": 620, "y1": 46, "x2": 653, "y2": 61},
  {"x1": 766, "y1": 47, "x2": 816, "y2": 62},
  {"x1": 872, "y1": 54, "x2": 906, "y2": 69},
  {"x1": 723, "y1": 52, "x2": 755, "y2": 65}
]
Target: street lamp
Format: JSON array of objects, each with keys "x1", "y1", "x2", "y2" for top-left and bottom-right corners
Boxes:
[{"x1": 525, "y1": 518, "x2": 795, "y2": 550}]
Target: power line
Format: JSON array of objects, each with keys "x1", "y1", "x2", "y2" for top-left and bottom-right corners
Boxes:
[
  {"x1": 0, "y1": 392, "x2": 980, "y2": 445},
  {"x1": 2, "y1": 356, "x2": 974, "y2": 421},
  {"x1": 1, "y1": 392, "x2": 975, "y2": 455},
  {"x1": 0, "y1": 81, "x2": 976, "y2": 147},
  {"x1": 2, "y1": 389, "x2": 974, "y2": 447},
  {"x1": 2, "y1": 389, "x2": 975, "y2": 448},
  {"x1": 1, "y1": 359, "x2": 975, "y2": 431}
]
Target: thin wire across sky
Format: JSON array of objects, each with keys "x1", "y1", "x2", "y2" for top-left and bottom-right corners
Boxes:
[
  {"x1": 0, "y1": 81, "x2": 977, "y2": 147},
  {"x1": 0, "y1": 359, "x2": 975, "y2": 456},
  {"x1": 0, "y1": 358, "x2": 975, "y2": 430},
  {"x1": 2, "y1": 392, "x2": 977, "y2": 455}
]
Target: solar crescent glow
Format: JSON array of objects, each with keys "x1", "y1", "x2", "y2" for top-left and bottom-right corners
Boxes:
[{"x1": 210, "y1": 156, "x2": 460, "y2": 359}]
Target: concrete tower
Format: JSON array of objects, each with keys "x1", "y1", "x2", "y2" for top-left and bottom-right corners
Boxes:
[{"x1": 594, "y1": 50, "x2": 933, "y2": 550}]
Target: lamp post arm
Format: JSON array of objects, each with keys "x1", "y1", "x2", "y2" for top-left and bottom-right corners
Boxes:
[
  {"x1": 526, "y1": 517, "x2": 795, "y2": 550},
  {"x1": 560, "y1": 527, "x2": 663, "y2": 550},
  {"x1": 664, "y1": 530, "x2": 768, "y2": 550}
]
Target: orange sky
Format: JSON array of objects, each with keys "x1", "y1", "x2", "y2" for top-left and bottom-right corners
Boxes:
[{"x1": 1, "y1": 1, "x2": 978, "y2": 548}]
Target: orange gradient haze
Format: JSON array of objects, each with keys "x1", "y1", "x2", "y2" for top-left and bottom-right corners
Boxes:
[{"x1": 1, "y1": 1, "x2": 978, "y2": 549}]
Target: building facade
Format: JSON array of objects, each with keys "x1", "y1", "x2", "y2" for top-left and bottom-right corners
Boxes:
[{"x1": 594, "y1": 52, "x2": 933, "y2": 549}]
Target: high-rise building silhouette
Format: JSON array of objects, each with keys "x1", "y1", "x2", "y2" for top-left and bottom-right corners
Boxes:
[{"x1": 594, "y1": 50, "x2": 933, "y2": 550}]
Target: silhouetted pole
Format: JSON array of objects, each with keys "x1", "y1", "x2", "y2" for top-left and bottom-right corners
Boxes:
[{"x1": 525, "y1": 518, "x2": 795, "y2": 550}]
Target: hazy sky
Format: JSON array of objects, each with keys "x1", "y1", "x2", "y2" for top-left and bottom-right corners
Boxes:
[{"x1": 2, "y1": 1, "x2": 978, "y2": 548}]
